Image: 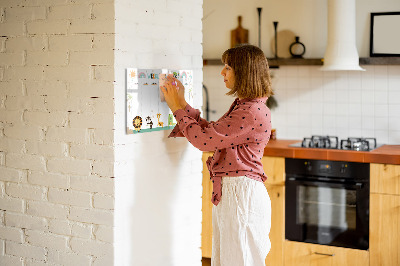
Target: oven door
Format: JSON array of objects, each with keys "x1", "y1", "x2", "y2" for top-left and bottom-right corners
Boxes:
[{"x1": 285, "y1": 177, "x2": 369, "y2": 250}]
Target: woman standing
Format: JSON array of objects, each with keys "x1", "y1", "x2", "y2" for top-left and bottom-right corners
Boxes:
[{"x1": 161, "y1": 44, "x2": 273, "y2": 266}]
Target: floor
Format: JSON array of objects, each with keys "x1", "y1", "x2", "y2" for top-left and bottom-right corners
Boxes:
[{"x1": 202, "y1": 257, "x2": 211, "y2": 266}]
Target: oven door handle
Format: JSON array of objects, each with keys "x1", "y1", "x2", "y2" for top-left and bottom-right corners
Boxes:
[{"x1": 287, "y1": 177, "x2": 364, "y2": 189}]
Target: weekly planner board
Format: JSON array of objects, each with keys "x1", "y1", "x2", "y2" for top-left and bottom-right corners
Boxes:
[{"x1": 126, "y1": 68, "x2": 193, "y2": 134}]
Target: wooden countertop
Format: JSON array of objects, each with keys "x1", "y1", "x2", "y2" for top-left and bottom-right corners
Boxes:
[{"x1": 263, "y1": 139, "x2": 400, "y2": 165}]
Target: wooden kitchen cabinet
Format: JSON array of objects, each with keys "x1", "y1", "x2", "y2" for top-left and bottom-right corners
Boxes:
[
  {"x1": 201, "y1": 154, "x2": 286, "y2": 266},
  {"x1": 284, "y1": 241, "x2": 369, "y2": 266},
  {"x1": 370, "y1": 163, "x2": 400, "y2": 266}
]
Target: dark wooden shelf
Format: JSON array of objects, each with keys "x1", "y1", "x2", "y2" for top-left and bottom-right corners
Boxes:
[{"x1": 203, "y1": 57, "x2": 400, "y2": 67}]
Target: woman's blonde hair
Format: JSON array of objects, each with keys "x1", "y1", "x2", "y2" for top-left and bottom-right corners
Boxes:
[{"x1": 221, "y1": 44, "x2": 273, "y2": 99}]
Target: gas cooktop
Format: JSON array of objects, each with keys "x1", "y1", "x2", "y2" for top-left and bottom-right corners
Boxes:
[{"x1": 289, "y1": 135, "x2": 382, "y2": 151}]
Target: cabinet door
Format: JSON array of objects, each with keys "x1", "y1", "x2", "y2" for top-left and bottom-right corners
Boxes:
[
  {"x1": 284, "y1": 241, "x2": 369, "y2": 266},
  {"x1": 370, "y1": 163, "x2": 400, "y2": 195},
  {"x1": 264, "y1": 184, "x2": 284, "y2": 266},
  {"x1": 202, "y1": 152, "x2": 213, "y2": 258},
  {"x1": 262, "y1": 156, "x2": 285, "y2": 185},
  {"x1": 370, "y1": 193, "x2": 400, "y2": 266}
]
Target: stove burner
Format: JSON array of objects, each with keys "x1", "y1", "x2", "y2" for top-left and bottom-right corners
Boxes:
[
  {"x1": 340, "y1": 137, "x2": 377, "y2": 151},
  {"x1": 301, "y1": 135, "x2": 339, "y2": 149}
]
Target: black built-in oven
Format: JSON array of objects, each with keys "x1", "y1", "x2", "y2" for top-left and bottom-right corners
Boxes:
[{"x1": 285, "y1": 158, "x2": 369, "y2": 250}]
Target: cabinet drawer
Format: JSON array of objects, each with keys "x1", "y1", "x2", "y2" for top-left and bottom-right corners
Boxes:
[{"x1": 284, "y1": 241, "x2": 369, "y2": 266}]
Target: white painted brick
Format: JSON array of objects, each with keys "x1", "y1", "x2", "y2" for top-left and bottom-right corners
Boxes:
[
  {"x1": 24, "y1": 111, "x2": 68, "y2": 127},
  {"x1": 46, "y1": 127, "x2": 88, "y2": 144},
  {"x1": 71, "y1": 222, "x2": 92, "y2": 239},
  {"x1": 69, "y1": 113, "x2": 114, "y2": 129},
  {"x1": 4, "y1": 6, "x2": 46, "y2": 22},
  {"x1": 70, "y1": 175, "x2": 113, "y2": 194},
  {"x1": 0, "y1": 254, "x2": 23, "y2": 266},
  {"x1": 6, "y1": 153, "x2": 46, "y2": 171},
  {"x1": 48, "y1": 219, "x2": 71, "y2": 236},
  {"x1": 0, "y1": 22, "x2": 24, "y2": 36},
  {"x1": 25, "y1": 229, "x2": 68, "y2": 251},
  {"x1": 0, "y1": 110, "x2": 23, "y2": 124},
  {"x1": 3, "y1": 66, "x2": 44, "y2": 81},
  {"x1": 0, "y1": 197, "x2": 24, "y2": 213},
  {"x1": 6, "y1": 183, "x2": 46, "y2": 201},
  {"x1": 79, "y1": 98, "x2": 115, "y2": 114},
  {"x1": 48, "y1": 188, "x2": 91, "y2": 208},
  {"x1": 48, "y1": 4, "x2": 91, "y2": 20},
  {"x1": 0, "y1": 152, "x2": 5, "y2": 166},
  {"x1": 6, "y1": 241, "x2": 47, "y2": 261},
  {"x1": 0, "y1": 52, "x2": 24, "y2": 66},
  {"x1": 92, "y1": 34, "x2": 114, "y2": 50},
  {"x1": 22, "y1": 0, "x2": 69, "y2": 6},
  {"x1": 0, "y1": 211, "x2": 4, "y2": 226},
  {"x1": 5, "y1": 36, "x2": 47, "y2": 52},
  {"x1": 93, "y1": 66, "x2": 114, "y2": 82},
  {"x1": 0, "y1": 37, "x2": 5, "y2": 52},
  {"x1": 93, "y1": 194, "x2": 113, "y2": 210},
  {"x1": 27, "y1": 200, "x2": 69, "y2": 219},
  {"x1": 47, "y1": 249, "x2": 91, "y2": 266},
  {"x1": 4, "y1": 125, "x2": 43, "y2": 141},
  {"x1": 92, "y1": 160, "x2": 113, "y2": 177},
  {"x1": 0, "y1": 226, "x2": 24, "y2": 243},
  {"x1": 43, "y1": 65, "x2": 92, "y2": 82},
  {"x1": 0, "y1": 167, "x2": 24, "y2": 182},
  {"x1": 70, "y1": 144, "x2": 114, "y2": 161},
  {"x1": 25, "y1": 80, "x2": 67, "y2": 97},
  {"x1": 48, "y1": 158, "x2": 92, "y2": 176},
  {"x1": 26, "y1": 51, "x2": 68, "y2": 66},
  {"x1": 92, "y1": 3, "x2": 114, "y2": 20},
  {"x1": 24, "y1": 259, "x2": 48, "y2": 266},
  {"x1": 93, "y1": 252, "x2": 113, "y2": 266},
  {"x1": 43, "y1": 96, "x2": 81, "y2": 112},
  {"x1": 0, "y1": 181, "x2": 4, "y2": 197},
  {"x1": 70, "y1": 237, "x2": 113, "y2": 257},
  {"x1": 69, "y1": 81, "x2": 114, "y2": 98},
  {"x1": 0, "y1": 81, "x2": 24, "y2": 96},
  {"x1": 26, "y1": 140, "x2": 67, "y2": 157},
  {"x1": 69, "y1": 19, "x2": 114, "y2": 34},
  {"x1": 28, "y1": 171, "x2": 69, "y2": 189},
  {"x1": 5, "y1": 212, "x2": 48, "y2": 231},
  {"x1": 27, "y1": 21, "x2": 69, "y2": 35},
  {"x1": 181, "y1": 42, "x2": 202, "y2": 56},
  {"x1": 94, "y1": 225, "x2": 112, "y2": 243},
  {"x1": 69, "y1": 50, "x2": 113, "y2": 66},
  {"x1": 4, "y1": 96, "x2": 46, "y2": 111},
  {"x1": 69, "y1": 207, "x2": 113, "y2": 226},
  {"x1": 49, "y1": 35, "x2": 93, "y2": 52}
]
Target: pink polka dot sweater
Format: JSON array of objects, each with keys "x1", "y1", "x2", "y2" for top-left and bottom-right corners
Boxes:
[{"x1": 169, "y1": 97, "x2": 272, "y2": 206}]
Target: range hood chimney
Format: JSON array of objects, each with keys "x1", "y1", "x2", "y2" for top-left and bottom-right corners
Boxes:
[{"x1": 320, "y1": 0, "x2": 365, "y2": 71}]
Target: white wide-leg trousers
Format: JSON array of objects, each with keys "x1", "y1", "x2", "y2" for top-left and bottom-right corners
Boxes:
[{"x1": 211, "y1": 176, "x2": 272, "y2": 266}]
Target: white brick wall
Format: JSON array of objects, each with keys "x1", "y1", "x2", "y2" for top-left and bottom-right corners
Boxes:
[{"x1": 0, "y1": 0, "x2": 115, "y2": 265}]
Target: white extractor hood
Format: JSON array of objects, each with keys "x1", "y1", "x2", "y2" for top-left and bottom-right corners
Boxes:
[{"x1": 320, "y1": 0, "x2": 365, "y2": 71}]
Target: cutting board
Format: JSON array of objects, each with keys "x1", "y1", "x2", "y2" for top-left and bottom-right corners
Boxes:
[{"x1": 231, "y1": 16, "x2": 249, "y2": 48}]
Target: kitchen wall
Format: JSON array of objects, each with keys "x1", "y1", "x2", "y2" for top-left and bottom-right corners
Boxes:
[
  {"x1": 113, "y1": 0, "x2": 203, "y2": 266},
  {"x1": 0, "y1": 0, "x2": 115, "y2": 265},
  {"x1": 203, "y1": 0, "x2": 400, "y2": 144}
]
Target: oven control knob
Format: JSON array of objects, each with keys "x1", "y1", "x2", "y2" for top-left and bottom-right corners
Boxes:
[{"x1": 340, "y1": 164, "x2": 347, "y2": 174}]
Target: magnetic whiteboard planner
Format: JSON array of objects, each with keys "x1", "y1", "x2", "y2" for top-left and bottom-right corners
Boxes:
[{"x1": 126, "y1": 68, "x2": 193, "y2": 134}]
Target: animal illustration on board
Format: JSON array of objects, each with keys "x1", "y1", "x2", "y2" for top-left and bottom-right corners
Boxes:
[
  {"x1": 168, "y1": 114, "x2": 176, "y2": 126},
  {"x1": 146, "y1": 116, "x2": 153, "y2": 129},
  {"x1": 157, "y1": 113, "x2": 163, "y2": 127},
  {"x1": 133, "y1": 116, "x2": 143, "y2": 132}
]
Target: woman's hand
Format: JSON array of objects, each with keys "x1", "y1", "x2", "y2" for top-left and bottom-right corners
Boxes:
[
  {"x1": 161, "y1": 77, "x2": 184, "y2": 113},
  {"x1": 171, "y1": 77, "x2": 187, "y2": 108}
]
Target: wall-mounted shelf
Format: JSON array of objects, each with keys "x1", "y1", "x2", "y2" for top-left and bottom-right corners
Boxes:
[{"x1": 203, "y1": 57, "x2": 400, "y2": 67}]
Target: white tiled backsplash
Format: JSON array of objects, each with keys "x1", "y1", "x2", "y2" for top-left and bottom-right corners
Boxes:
[{"x1": 203, "y1": 65, "x2": 400, "y2": 145}]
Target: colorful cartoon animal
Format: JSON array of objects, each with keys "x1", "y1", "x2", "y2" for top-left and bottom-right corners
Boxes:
[
  {"x1": 157, "y1": 113, "x2": 163, "y2": 127},
  {"x1": 133, "y1": 116, "x2": 143, "y2": 132},
  {"x1": 146, "y1": 116, "x2": 153, "y2": 129}
]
